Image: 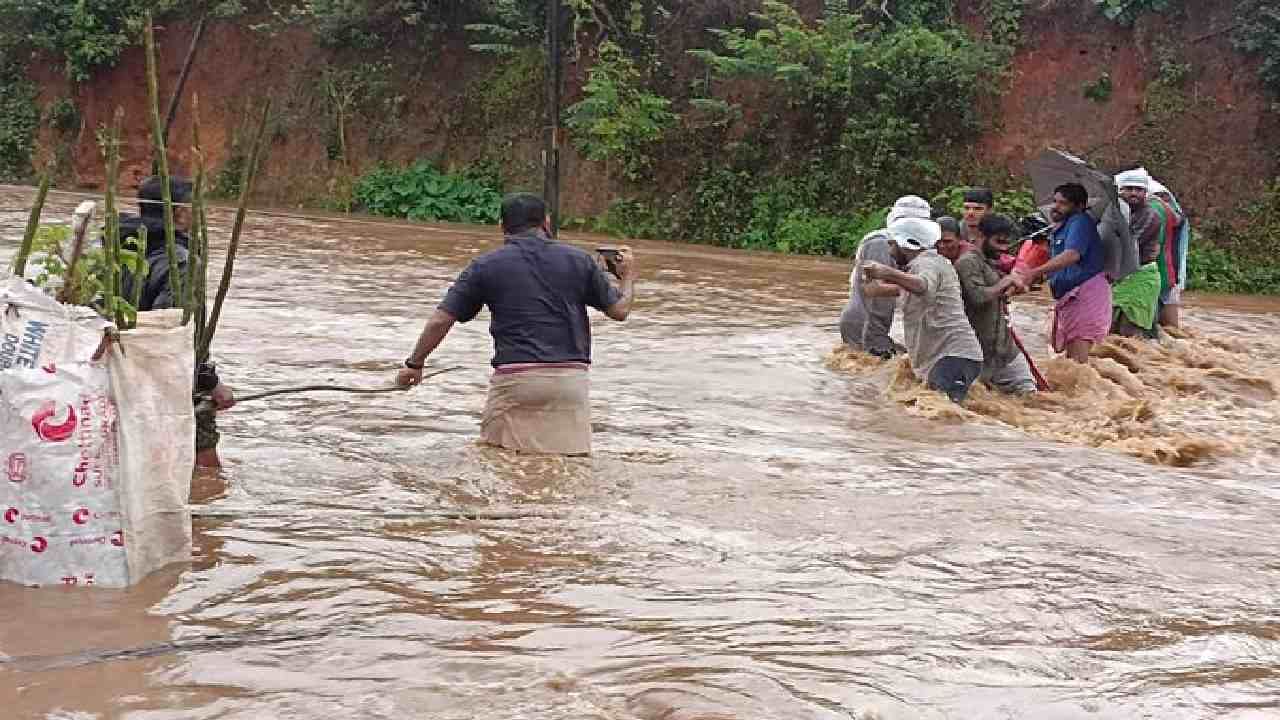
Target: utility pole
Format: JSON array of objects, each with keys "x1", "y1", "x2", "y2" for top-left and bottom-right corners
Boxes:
[{"x1": 544, "y1": 0, "x2": 562, "y2": 236}]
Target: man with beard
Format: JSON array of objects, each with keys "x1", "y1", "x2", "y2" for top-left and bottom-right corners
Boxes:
[
  {"x1": 1013, "y1": 183, "x2": 1111, "y2": 364},
  {"x1": 954, "y1": 215, "x2": 1038, "y2": 394},
  {"x1": 862, "y1": 217, "x2": 985, "y2": 404}
]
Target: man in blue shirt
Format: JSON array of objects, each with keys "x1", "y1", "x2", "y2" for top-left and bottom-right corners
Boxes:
[
  {"x1": 1013, "y1": 183, "x2": 1111, "y2": 363},
  {"x1": 395, "y1": 193, "x2": 637, "y2": 455}
]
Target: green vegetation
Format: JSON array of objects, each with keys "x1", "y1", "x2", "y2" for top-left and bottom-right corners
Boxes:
[
  {"x1": 0, "y1": 59, "x2": 39, "y2": 182},
  {"x1": 1186, "y1": 244, "x2": 1280, "y2": 295},
  {"x1": 0, "y1": 0, "x2": 173, "y2": 82},
  {"x1": 1094, "y1": 0, "x2": 1172, "y2": 25},
  {"x1": 354, "y1": 161, "x2": 504, "y2": 225},
  {"x1": 566, "y1": 41, "x2": 676, "y2": 181},
  {"x1": 1083, "y1": 73, "x2": 1114, "y2": 103},
  {"x1": 1187, "y1": 180, "x2": 1280, "y2": 295},
  {"x1": 27, "y1": 224, "x2": 148, "y2": 307},
  {"x1": 1235, "y1": 0, "x2": 1280, "y2": 99},
  {"x1": 574, "y1": 0, "x2": 1003, "y2": 255}
]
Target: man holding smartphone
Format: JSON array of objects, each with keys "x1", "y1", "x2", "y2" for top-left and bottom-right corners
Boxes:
[{"x1": 395, "y1": 193, "x2": 637, "y2": 455}]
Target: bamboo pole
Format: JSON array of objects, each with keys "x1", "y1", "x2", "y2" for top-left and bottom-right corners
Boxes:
[
  {"x1": 99, "y1": 107, "x2": 126, "y2": 326},
  {"x1": 131, "y1": 226, "x2": 148, "y2": 313},
  {"x1": 200, "y1": 99, "x2": 271, "y2": 359},
  {"x1": 162, "y1": 15, "x2": 207, "y2": 145},
  {"x1": 186, "y1": 96, "x2": 205, "y2": 327},
  {"x1": 189, "y1": 94, "x2": 208, "y2": 354},
  {"x1": 13, "y1": 163, "x2": 53, "y2": 278},
  {"x1": 143, "y1": 13, "x2": 184, "y2": 318}
]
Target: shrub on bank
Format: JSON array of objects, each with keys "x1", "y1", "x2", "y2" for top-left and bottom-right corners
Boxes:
[{"x1": 353, "y1": 161, "x2": 502, "y2": 225}]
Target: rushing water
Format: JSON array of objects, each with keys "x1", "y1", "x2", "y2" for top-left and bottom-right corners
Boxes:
[{"x1": 2, "y1": 186, "x2": 1278, "y2": 720}]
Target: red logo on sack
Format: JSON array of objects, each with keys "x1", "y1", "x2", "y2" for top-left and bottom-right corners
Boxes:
[
  {"x1": 72, "y1": 460, "x2": 89, "y2": 487},
  {"x1": 42, "y1": 364, "x2": 56, "y2": 374},
  {"x1": 30, "y1": 536, "x2": 47, "y2": 553},
  {"x1": 110, "y1": 530, "x2": 124, "y2": 547},
  {"x1": 32, "y1": 401, "x2": 77, "y2": 442},
  {"x1": 4, "y1": 507, "x2": 17, "y2": 523},
  {"x1": 72, "y1": 508, "x2": 90, "y2": 525},
  {"x1": 7, "y1": 453, "x2": 27, "y2": 483}
]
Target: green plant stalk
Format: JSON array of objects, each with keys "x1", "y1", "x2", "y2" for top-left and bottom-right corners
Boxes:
[
  {"x1": 143, "y1": 13, "x2": 184, "y2": 318},
  {"x1": 187, "y1": 95, "x2": 206, "y2": 330},
  {"x1": 195, "y1": 204, "x2": 210, "y2": 363},
  {"x1": 132, "y1": 225, "x2": 148, "y2": 313},
  {"x1": 188, "y1": 92, "x2": 206, "y2": 345},
  {"x1": 105, "y1": 107, "x2": 126, "y2": 327},
  {"x1": 201, "y1": 99, "x2": 271, "y2": 360},
  {"x1": 14, "y1": 164, "x2": 53, "y2": 278}
]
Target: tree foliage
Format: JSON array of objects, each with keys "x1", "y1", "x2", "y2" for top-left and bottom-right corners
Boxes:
[{"x1": 565, "y1": 40, "x2": 676, "y2": 181}]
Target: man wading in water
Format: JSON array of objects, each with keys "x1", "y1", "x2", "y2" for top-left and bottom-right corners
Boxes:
[
  {"x1": 116, "y1": 176, "x2": 235, "y2": 468},
  {"x1": 953, "y1": 215, "x2": 1038, "y2": 394},
  {"x1": 838, "y1": 195, "x2": 932, "y2": 359},
  {"x1": 863, "y1": 217, "x2": 985, "y2": 404},
  {"x1": 395, "y1": 193, "x2": 637, "y2": 455},
  {"x1": 1013, "y1": 183, "x2": 1111, "y2": 364}
]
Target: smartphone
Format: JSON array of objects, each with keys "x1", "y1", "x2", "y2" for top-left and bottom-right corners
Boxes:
[{"x1": 596, "y1": 246, "x2": 623, "y2": 278}]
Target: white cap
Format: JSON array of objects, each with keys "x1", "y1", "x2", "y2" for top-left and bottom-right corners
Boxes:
[
  {"x1": 1115, "y1": 168, "x2": 1151, "y2": 190},
  {"x1": 887, "y1": 195, "x2": 933, "y2": 225},
  {"x1": 888, "y1": 217, "x2": 942, "y2": 251}
]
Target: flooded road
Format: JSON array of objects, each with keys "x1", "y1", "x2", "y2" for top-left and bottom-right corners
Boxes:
[{"x1": 2, "y1": 186, "x2": 1279, "y2": 719}]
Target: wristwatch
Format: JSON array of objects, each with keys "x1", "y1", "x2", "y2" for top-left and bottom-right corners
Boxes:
[{"x1": 404, "y1": 358, "x2": 425, "y2": 370}]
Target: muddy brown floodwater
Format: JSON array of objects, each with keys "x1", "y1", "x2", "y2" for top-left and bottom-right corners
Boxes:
[{"x1": 1, "y1": 186, "x2": 1279, "y2": 719}]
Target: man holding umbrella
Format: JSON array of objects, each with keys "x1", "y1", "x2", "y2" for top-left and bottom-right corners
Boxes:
[{"x1": 1013, "y1": 183, "x2": 1112, "y2": 364}]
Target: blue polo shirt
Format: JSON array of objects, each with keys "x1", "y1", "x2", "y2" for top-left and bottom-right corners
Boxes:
[
  {"x1": 1049, "y1": 211, "x2": 1105, "y2": 299},
  {"x1": 439, "y1": 229, "x2": 622, "y2": 367}
]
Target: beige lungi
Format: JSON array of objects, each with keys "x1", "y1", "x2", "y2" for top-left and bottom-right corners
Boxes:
[{"x1": 480, "y1": 367, "x2": 591, "y2": 455}]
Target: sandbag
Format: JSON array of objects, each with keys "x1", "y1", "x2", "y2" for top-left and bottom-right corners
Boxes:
[{"x1": 0, "y1": 279, "x2": 193, "y2": 588}]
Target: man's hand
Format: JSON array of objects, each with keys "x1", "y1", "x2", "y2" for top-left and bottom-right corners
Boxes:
[
  {"x1": 211, "y1": 383, "x2": 235, "y2": 411},
  {"x1": 396, "y1": 366, "x2": 424, "y2": 387},
  {"x1": 862, "y1": 261, "x2": 887, "y2": 282}
]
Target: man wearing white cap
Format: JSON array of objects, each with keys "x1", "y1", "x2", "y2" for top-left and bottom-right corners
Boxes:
[
  {"x1": 863, "y1": 217, "x2": 985, "y2": 404},
  {"x1": 838, "y1": 195, "x2": 932, "y2": 359},
  {"x1": 1114, "y1": 168, "x2": 1183, "y2": 333}
]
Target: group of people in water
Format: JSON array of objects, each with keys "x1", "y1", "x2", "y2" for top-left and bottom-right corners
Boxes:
[
  {"x1": 106, "y1": 170, "x2": 1188, "y2": 461},
  {"x1": 840, "y1": 171, "x2": 1188, "y2": 404}
]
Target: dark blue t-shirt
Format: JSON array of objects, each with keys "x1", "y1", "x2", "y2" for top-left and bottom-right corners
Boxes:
[
  {"x1": 1049, "y1": 211, "x2": 1105, "y2": 299},
  {"x1": 439, "y1": 230, "x2": 623, "y2": 367}
]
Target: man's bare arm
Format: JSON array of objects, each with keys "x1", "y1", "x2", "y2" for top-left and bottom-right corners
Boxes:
[
  {"x1": 1019, "y1": 249, "x2": 1080, "y2": 284},
  {"x1": 396, "y1": 309, "x2": 457, "y2": 386},
  {"x1": 866, "y1": 262, "x2": 928, "y2": 295},
  {"x1": 863, "y1": 280, "x2": 902, "y2": 299},
  {"x1": 409, "y1": 309, "x2": 457, "y2": 364},
  {"x1": 605, "y1": 247, "x2": 637, "y2": 321}
]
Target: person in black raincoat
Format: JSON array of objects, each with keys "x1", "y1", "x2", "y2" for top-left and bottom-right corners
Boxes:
[{"x1": 115, "y1": 176, "x2": 235, "y2": 467}]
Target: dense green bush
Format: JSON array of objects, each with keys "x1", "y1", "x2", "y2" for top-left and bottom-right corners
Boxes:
[
  {"x1": 0, "y1": 59, "x2": 38, "y2": 181},
  {"x1": 354, "y1": 161, "x2": 503, "y2": 224},
  {"x1": 565, "y1": 41, "x2": 677, "y2": 182},
  {"x1": 688, "y1": 1, "x2": 998, "y2": 216},
  {"x1": 1186, "y1": 243, "x2": 1280, "y2": 295},
  {"x1": 1235, "y1": 0, "x2": 1280, "y2": 99},
  {"x1": 0, "y1": 0, "x2": 174, "y2": 82}
]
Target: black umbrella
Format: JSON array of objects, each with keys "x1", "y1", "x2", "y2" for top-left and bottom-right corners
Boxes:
[{"x1": 1024, "y1": 148, "x2": 1137, "y2": 282}]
